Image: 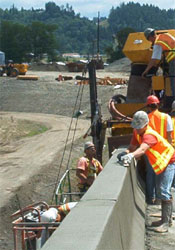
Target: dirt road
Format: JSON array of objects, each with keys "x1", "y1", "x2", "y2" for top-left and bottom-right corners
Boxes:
[{"x1": 0, "y1": 112, "x2": 91, "y2": 208}]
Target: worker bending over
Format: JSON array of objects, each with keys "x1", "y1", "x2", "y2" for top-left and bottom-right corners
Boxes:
[
  {"x1": 118, "y1": 111, "x2": 175, "y2": 233},
  {"x1": 40, "y1": 202, "x2": 77, "y2": 247},
  {"x1": 76, "y1": 141, "x2": 103, "y2": 196},
  {"x1": 142, "y1": 28, "x2": 175, "y2": 97}
]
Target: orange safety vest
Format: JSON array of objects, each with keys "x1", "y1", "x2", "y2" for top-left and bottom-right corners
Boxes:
[
  {"x1": 148, "y1": 109, "x2": 168, "y2": 139},
  {"x1": 155, "y1": 33, "x2": 175, "y2": 62},
  {"x1": 77, "y1": 157, "x2": 102, "y2": 187},
  {"x1": 84, "y1": 157, "x2": 101, "y2": 177},
  {"x1": 171, "y1": 116, "x2": 175, "y2": 147},
  {"x1": 135, "y1": 126, "x2": 174, "y2": 175},
  {"x1": 58, "y1": 202, "x2": 77, "y2": 215}
]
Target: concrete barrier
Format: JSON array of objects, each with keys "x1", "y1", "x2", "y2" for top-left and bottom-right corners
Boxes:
[{"x1": 42, "y1": 148, "x2": 145, "y2": 250}]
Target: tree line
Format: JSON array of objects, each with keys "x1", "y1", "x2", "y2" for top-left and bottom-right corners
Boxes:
[{"x1": 0, "y1": 1, "x2": 174, "y2": 63}]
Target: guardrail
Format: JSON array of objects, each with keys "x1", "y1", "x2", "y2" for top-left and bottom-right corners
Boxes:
[{"x1": 42, "y1": 148, "x2": 145, "y2": 250}]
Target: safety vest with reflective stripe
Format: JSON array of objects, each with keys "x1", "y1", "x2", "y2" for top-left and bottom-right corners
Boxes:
[
  {"x1": 85, "y1": 157, "x2": 101, "y2": 177},
  {"x1": 77, "y1": 157, "x2": 102, "y2": 187},
  {"x1": 148, "y1": 109, "x2": 168, "y2": 139},
  {"x1": 58, "y1": 202, "x2": 77, "y2": 215},
  {"x1": 135, "y1": 126, "x2": 174, "y2": 175},
  {"x1": 171, "y1": 116, "x2": 175, "y2": 147},
  {"x1": 155, "y1": 33, "x2": 175, "y2": 62}
]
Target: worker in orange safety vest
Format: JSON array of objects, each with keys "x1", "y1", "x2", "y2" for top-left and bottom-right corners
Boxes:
[
  {"x1": 76, "y1": 141, "x2": 103, "y2": 197},
  {"x1": 144, "y1": 95, "x2": 173, "y2": 204},
  {"x1": 146, "y1": 95, "x2": 173, "y2": 144},
  {"x1": 142, "y1": 28, "x2": 175, "y2": 97},
  {"x1": 117, "y1": 111, "x2": 175, "y2": 233},
  {"x1": 40, "y1": 202, "x2": 78, "y2": 247}
]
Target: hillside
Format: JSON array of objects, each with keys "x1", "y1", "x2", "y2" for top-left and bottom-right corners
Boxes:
[{"x1": 0, "y1": 2, "x2": 175, "y2": 55}]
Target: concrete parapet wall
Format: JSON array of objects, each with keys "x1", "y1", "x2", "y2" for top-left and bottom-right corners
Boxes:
[{"x1": 42, "y1": 149, "x2": 145, "y2": 250}]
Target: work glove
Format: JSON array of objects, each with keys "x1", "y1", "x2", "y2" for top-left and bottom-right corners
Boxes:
[
  {"x1": 117, "y1": 151, "x2": 127, "y2": 161},
  {"x1": 121, "y1": 153, "x2": 134, "y2": 166}
]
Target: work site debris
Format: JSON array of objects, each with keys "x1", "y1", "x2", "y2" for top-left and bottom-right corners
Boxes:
[
  {"x1": 55, "y1": 75, "x2": 73, "y2": 81},
  {"x1": 77, "y1": 77, "x2": 128, "y2": 86},
  {"x1": 17, "y1": 75, "x2": 39, "y2": 80}
]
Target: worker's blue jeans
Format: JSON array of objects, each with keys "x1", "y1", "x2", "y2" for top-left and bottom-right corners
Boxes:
[
  {"x1": 145, "y1": 156, "x2": 156, "y2": 202},
  {"x1": 156, "y1": 162, "x2": 175, "y2": 200}
]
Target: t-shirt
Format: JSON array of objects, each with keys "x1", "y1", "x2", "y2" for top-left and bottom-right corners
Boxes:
[
  {"x1": 131, "y1": 133, "x2": 175, "y2": 163},
  {"x1": 152, "y1": 44, "x2": 162, "y2": 60},
  {"x1": 167, "y1": 114, "x2": 173, "y2": 131},
  {"x1": 148, "y1": 110, "x2": 173, "y2": 132}
]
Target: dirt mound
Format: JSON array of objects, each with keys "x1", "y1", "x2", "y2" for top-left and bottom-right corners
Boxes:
[{"x1": 104, "y1": 57, "x2": 131, "y2": 73}]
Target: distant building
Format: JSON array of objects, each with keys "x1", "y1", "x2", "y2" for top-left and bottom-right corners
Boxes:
[{"x1": 62, "y1": 53, "x2": 80, "y2": 58}]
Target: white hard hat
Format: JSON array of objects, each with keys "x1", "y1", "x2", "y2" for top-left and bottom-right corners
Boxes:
[
  {"x1": 144, "y1": 28, "x2": 155, "y2": 40},
  {"x1": 172, "y1": 100, "x2": 175, "y2": 111},
  {"x1": 131, "y1": 111, "x2": 149, "y2": 129},
  {"x1": 84, "y1": 141, "x2": 95, "y2": 151}
]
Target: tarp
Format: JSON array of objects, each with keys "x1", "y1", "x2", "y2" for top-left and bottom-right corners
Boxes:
[{"x1": 0, "y1": 51, "x2": 5, "y2": 66}]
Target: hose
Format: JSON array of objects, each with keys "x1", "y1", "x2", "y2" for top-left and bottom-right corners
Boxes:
[{"x1": 108, "y1": 99, "x2": 132, "y2": 121}]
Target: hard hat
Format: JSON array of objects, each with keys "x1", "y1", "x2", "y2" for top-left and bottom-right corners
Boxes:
[
  {"x1": 172, "y1": 100, "x2": 175, "y2": 111},
  {"x1": 144, "y1": 28, "x2": 155, "y2": 40},
  {"x1": 146, "y1": 95, "x2": 160, "y2": 105},
  {"x1": 84, "y1": 141, "x2": 95, "y2": 151},
  {"x1": 131, "y1": 111, "x2": 149, "y2": 129}
]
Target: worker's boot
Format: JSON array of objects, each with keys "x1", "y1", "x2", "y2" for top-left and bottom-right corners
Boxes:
[
  {"x1": 151, "y1": 200, "x2": 162, "y2": 227},
  {"x1": 154, "y1": 200, "x2": 172, "y2": 233},
  {"x1": 169, "y1": 200, "x2": 173, "y2": 227},
  {"x1": 151, "y1": 200, "x2": 173, "y2": 227}
]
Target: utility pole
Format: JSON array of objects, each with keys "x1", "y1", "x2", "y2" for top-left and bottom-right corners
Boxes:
[
  {"x1": 97, "y1": 11, "x2": 100, "y2": 60},
  {"x1": 88, "y1": 60, "x2": 105, "y2": 164}
]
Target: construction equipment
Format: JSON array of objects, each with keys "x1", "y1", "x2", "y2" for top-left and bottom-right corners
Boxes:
[
  {"x1": 12, "y1": 168, "x2": 82, "y2": 250},
  {"x1": 105, "y1": 29, "x2": 175, "y2": 155},
  {"x1": 11, "y1": 201, "x2": 61, "y2": 250},
  {"x1": 0, "y1": 59, "x2": 28, "y2": 77}
]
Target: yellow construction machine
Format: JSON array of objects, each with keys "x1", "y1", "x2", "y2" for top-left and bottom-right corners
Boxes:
[
  {"x1": 106, "y1": 29, "x2": 175, "y2": 155},
  {"x1": 0, "y1": 60, "x2": 28, "y2": 77}
]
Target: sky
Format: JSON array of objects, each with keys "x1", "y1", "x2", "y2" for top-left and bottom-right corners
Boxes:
[{"x1": 1, "y1": 0, "x2": 175, "y2": 19}]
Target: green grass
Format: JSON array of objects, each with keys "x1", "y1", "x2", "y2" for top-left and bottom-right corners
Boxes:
[
  {"x1": 26, "y1": 125, "x2": 48, "y2": 137},
  {"x1": 0, "y1": 118, "x2": 50, "y2": 144}
]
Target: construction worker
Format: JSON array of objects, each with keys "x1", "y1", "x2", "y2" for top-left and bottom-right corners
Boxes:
[
  {"x1": 146, "y1": 95, "x2": 173, "y2": 144},
  {"x1": 142, "y1": 28, "x2": 175, "y2": 97},
  {"x1": 143, "y1": 95, "x2": 173, "y2": 204},
  {"x1": 76, "y1": 141, "x2": 103, "y2": 196},
  {"x1": 40, "y1": 202, "x2": 77, "y2": 247},
  {"x1": 118, "y1": 111, "x2": 175, "y2": 233}
]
